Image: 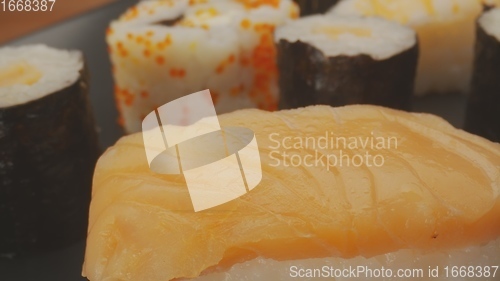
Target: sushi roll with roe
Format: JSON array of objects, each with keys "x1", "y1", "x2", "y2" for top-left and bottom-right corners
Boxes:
[{"x1": 107, "y1": 0, "x2": 299, "y2": 133}]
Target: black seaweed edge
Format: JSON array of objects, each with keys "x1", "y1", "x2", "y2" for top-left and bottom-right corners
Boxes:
[
  {"x1": 464, "y1": 12, "x2": 500, "y2": 143},
  {"x1": 294, "y1": 0, "x2": 340, "y2": 16},
  {"x1": 277, "y1": 37, "x2": 419, "y2": 111},
  {"x1": 0, "y1": 60, "x2": 101, "y2": 256}
]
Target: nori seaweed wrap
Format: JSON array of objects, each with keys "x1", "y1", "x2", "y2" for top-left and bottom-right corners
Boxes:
[
  {"x1": 275, "y1": 15, "x2": 418, "y2": 111},
  {"x1": 465, "y1": 8, "x2": 500, "y2": 142},
  {"x1": 294, "y1": 0, "x2": 340, "y2": 16},
  {"x1": 0, "y1": 45, "x2": 100, "y2": 255},
  {"x1": 329, "y1": 0, "x2": 483, "y2": 96}
]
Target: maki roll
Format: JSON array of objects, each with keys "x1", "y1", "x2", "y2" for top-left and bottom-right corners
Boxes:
[
  {"x1": 275, "y1": 15, "x2": 418, "y2": 111},
  {"x1": 107, "y1": 0, "x2": 299, "y2": 133},
  {"x1": 465, "y1": 8, "x2": 500, "y2": 142},
  {"x1": 330, "y1": 0, "x2": 483, "y2": 96},
  {"x1": 293, "y1": 0, "x2": 340, "y2": 16},
  {"x1": 0, "y1": 45, "x2": 100, "y2": 255}
]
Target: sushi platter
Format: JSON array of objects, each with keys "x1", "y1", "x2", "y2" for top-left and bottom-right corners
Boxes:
[{"x1": 0, "y1": 0, "x2": 499, "y2": 281}]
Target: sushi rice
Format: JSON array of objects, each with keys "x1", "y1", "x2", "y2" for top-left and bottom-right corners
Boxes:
[
  {"x1": 0, "y1": 45, "x2": 83, "y2": 107},
  {"x1": 275, "y1": 15, "x2": 416, "y2": 60},
  {"x1": 107, "y1": 0, "x2": 299, "y2": 133},
  {"x1": 194, "y1": 237, "x2": 500, "y2": 280},
  {"x1": 479, "y1": 7, "x2": 500, "y2": 41}
]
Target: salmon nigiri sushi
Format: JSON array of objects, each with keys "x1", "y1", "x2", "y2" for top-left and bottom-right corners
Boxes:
[{"x1": 83, "y1": 105, "x2": 500, "y2": 281}]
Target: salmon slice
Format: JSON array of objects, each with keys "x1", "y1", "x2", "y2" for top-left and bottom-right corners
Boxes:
[{"x1": 83, "y1": 105, "x2": 500, "y2": 281}]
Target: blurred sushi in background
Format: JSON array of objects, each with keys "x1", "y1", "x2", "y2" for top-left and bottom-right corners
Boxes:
[
  {"x1": 107, "y1": 0, "x2": 298, "y2": 133},
  {"x1": 465, "y1": 7, "x2": 500, "y2": 142},
  {"x1": 329, "y1": 0, "x2": 484, "y2": 96},
  {"x1": 293, "y1": 0, "x2": 340, "y2": 16},
  {"x1": 484, "y1": 0, "x2": 500, "y2": 7},
  {"x1": 0, "y1": 45, "x2": 100, "y2": 255},
  {"x1": 275, "y1": 15, "x2": 418, "y2": 110}
]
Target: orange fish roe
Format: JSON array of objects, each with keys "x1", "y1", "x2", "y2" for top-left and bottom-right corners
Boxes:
[
  {"x1": 164, "y1": 34, "x2": 172, "y2": 45},
  {"x1": 241, "y1": 19, "x2": 252, "y2": 29},
  {"x1": 140, "y1": 91, "x2": 149, "y2": 98},
  {"x1": 267, "y1": 101, "x2": 278, "y2": 111},
  {"x1": 257, "y1": 99, "x2": 277, "y2": 111},
  {"x1": 127, "y1": 33, "x2": 134, "y2": 40},
  {"x1": 253, "y1": 23, "x2": 275, "y2": 33},
  {"x1": 240, "y1": 57, "x2": 250, "y2": 66},
  {"x1": 123, "y1": 89, "x2": 135, "y2": 106},
  {"x1": 115, "y1": 86, "x2": 135, "y2": 107},
  {"x1": 135, "y1": 36, "x2": 144, "y2": 44},
  {"x1": 237, "y1": 0, "x2": 280, "y2": 9},
  {"x1": 210, "y1": 90, "x2": 220, "y2": 105},
  {"x1": 246, "y1": 23, "x2": 279, "y2": 110},
  {"x1": 179, "y1": 20, "x2": 196, "y2": 28},
  {"x1": 116, "y1": 41, "x2": 129, "y2": 58},
  {"x1": 215, "y1": 54, "x2": 237, "y2": 74},
  {"x1": 122, "y1": 6, "x2": 139, "y2": 21},
  {"x1": 156, "y1": 36, "x2": 172, "y2": 50},
  {"x1": 117, "y1": 116, "x2": 125, "y2": 126},
  {"x1": 215, "y1": 65, "x2": 225, "y2": 74},
  {"x1": 119, "y1": 50, "x2": 128, "y2": 58},
  {"x1": 106, "y1": 27, "x2": 114, "y2": 36},
  {"x1": 253, "y1": 36, "x2": 276, "y2": 71},
  {"x1": 195, "y1": 7, "x2": 219, "y2": 17},
  {"x1": 146, "y1": 31, "x2": 154, "y2": 37},
  {"x1": 169, "y1": 68, "x2": 186, "y2": 78},
  {"x1": 143, "y1": 49, "x2": 151, "y2": 58},
  {"x1": 156, "y1": 56, "x2": 166, "y2": 65},
  {"x1": 254, "y1": 73, "x2": 270, "y2": 92},
  {"x1": 156, "y1": 42, "x2": 166, "y2": 50},
  {"x1": 230, "y1": 84, "x2": 245, "y2": 97}
]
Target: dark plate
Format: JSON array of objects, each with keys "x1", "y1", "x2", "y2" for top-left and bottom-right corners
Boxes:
[{"x1": 0, "y1": 1, "x2": 467, "y2": 280}]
